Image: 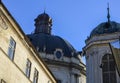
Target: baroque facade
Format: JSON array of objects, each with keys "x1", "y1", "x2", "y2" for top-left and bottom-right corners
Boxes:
[
  {"x1": 83, "y1": 6, "x2": 120, "y2": 83},
  {"x1": 27, "y1": 12, "x2": 86, "y2": 83},
  {"x1": 0, "y1": 1, "x2": 56, "y2": 83},
  {"x1": 0, "y1": 1, "x2": 86, "y2": 83}
]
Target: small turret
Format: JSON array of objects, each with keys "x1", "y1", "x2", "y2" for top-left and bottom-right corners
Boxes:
[{"x1": 34, "y1": 12, "x2": 52, "y2": 34}]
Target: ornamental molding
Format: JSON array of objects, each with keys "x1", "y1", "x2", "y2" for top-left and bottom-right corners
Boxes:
[
  {"x1": 0, "y1": 15, "x2": 8, "y2": 30},
  {"x1": 54, "y1": 48, "x2": 63, "y2": 60}
]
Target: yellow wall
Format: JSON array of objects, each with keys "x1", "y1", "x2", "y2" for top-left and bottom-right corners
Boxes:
[{"x1": 0, "y1": 3, "x2": 56, "y2": 83}]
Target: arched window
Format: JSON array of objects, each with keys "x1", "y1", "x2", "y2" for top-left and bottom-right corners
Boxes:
[{"x1": 102, "y1": 54, "x2": 116, "y2": 83}]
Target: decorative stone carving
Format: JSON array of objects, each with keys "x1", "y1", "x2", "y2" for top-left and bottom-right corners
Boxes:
[
  {"x1": 0, "y1": 15, "x2": 8, "y2": 30},
  {"x1": 54, "y1": 48, "x2": 63, "y2": 59}
]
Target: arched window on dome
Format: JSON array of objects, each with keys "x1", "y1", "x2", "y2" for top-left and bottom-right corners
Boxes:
[{"x1": 102, "y1": 54, "x2": 117, "y2": 83}]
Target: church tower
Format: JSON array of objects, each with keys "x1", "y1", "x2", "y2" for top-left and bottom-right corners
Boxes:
[
  {"x1": 83, "y1": 5, "x2": 120, "y2": 83},
  {"x1": 27, "y1": 12, "x2": 86, "y2": 83},
  {"x1": 34, "y1": 12, "x2": 52, "y2": 34}
]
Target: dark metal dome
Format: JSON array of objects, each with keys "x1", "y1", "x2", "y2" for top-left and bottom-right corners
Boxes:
[
  {"x1": 27, "y1": 33, "x2": 78, "y2": 57},
  {"x1": 34, "y1": 12, "x2": 50, "y2": 22},
  {"x1": 28, "y1": 12, "x2": 78, "y2": 57},
  {"x1": 90, "y1": 21, "x2": 120, "y2": 37}
]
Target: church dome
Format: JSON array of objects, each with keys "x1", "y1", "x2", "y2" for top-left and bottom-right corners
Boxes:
[
  {"x1": 27, "y1": 12, "x2": 78, "y2": 57},
  {"x1": 90, "y1": 6, "x2": 120, "y2": 37},
  {"x1": 90, "y1": 21, "x2": 120, "y2": 37},
  {"x1": 27, "y1": 33, "x2": 78, "y2": 57},
  {"x1": 34, "y1": 12, "x2": 51, "y2": 22}
]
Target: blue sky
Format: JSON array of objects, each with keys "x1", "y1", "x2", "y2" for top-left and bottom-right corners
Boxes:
[{"x1": 2, "y1": 0, "x2": 120, "y2": 63}]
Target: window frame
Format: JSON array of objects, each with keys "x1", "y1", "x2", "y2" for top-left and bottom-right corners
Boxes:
[
  {"x1": 7, "y1": 37, "x2": 16, "y2": 60},
  {"x1": 25, "y1": 59, "x2": 32, "y2": 78},
  {"x1": 102, "y1": 54, "x2": 117, "y2": 83},
  {"x1": 33, "y1": 68, "x2": 39, "y2": 83}
]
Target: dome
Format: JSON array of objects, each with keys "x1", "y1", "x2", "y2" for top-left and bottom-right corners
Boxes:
[
  {"x1": 35, "y1": 12, "x2": 50, "y2": 22},
  {"x1": 90, "y1": 21, "x2": 120, "y2": 37},
  {"x1": 28, "y1": 12, "x2": 78, "y2": 58},
  {"x1": 27, "y1": 33, "x2": 78, "y2": 57}
]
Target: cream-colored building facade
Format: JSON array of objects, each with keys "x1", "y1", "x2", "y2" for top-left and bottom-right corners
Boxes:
[{"x1": 0, "y1": 1, "x2": 56, "y2": 83}]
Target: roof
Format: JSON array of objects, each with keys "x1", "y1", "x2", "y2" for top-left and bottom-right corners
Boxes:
[
  {"x1": 0, "y1": 1, "x2": 56, "y2": 82},
  {"x1": 27, "y1": 33, "x2": 78, "y2": 57},
  {"x1": 90, "y1": 21, "x2": 120, "y2": 37},
  {"x1": 34, "y1": 12, "x2": 51, "y2": 23}
]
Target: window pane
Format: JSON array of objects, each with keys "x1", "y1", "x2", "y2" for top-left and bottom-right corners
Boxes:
[
  {"x1": 109, "y1": 54, "x2": 114, "y2": 60},
  {"x1": 33, "y1": 69, "x2": 39, "y2": 83},
  {"x1": 102, "y1": 54, "x2": 117, "y2": 83},
  {"x1": 103, "y1": 73, "x2": 109, "y2": 83},
  {"x1": 109, "y1": 61, "x2": 115, "y2": 71},
  {"x1": 8, "y1": 47, "x2": 14, "y2": 60},
  {"x1": 103, "y1": 62, "x2": 108, "y2": 72},
  {"x1": 8, "y1": 37, "x2": 16, "y2": 60},
  {"x1": 102, "y1": 55, "x2": 108, "y2": 60},
  {"x1": 26, "y1": 59, "x2": 31, "y2": 78},
  {"x1": 8, "y1": 47, "x2": 12, "y2": 56},
  {"x1": 110, "y1": 72, "x2": 116, "y2": 83}
]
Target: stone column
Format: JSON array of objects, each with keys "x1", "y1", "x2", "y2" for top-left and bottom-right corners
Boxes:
[{"x1": 70, "y1": 72, "x2": 74, "y2": 83}]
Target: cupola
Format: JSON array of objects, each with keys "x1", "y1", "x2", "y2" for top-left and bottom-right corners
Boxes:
[
  {"x1": 34, "y1": 12, "x2": 52, "y2": 34},
  {"x1": 90, "y1": 4, "x2": 120, "y2": 37}
]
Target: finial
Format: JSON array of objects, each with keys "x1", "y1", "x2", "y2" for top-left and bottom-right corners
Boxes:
[
  {"x1": 107, "y1": 3, "x2": 110, "y2": 24},
  {"x1": 44, "y1": 9, "x2": 46, "y2": 14},
  {"x1": 44, "y1": 6, "x2": 46, "y2": 14}
]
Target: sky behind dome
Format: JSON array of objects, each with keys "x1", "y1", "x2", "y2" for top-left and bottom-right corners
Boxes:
[{"x1": 2, "y1": 0, "x2": 120, "y2": 63}]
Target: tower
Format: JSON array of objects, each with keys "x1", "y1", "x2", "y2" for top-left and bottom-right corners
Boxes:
[
  {"x1": 83, "y1": 6, "x2": 120, "y2": 83},
  {"x1": 34, "y1": 12, "x2": 52, "y2": 34},
  {"x1": 27, "y1": 12, "x2": 86, "y2": 83}
]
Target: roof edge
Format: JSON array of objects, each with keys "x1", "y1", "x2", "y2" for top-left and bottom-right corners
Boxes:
[{"x1": 0, "y1": 2, "x2": 57, "y2": 82}]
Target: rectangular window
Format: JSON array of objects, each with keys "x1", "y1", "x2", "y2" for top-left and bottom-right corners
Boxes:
[
  {"x1": 1, "y1": 79, "x2": 6, "y2": 83},
  {"x1": 33, "y1": 68, "x2": 39, "y2": 83},
  {"x1": 8, "y1": 37, "x2": 16, "y2": 60},
  {"x1": 25, "y1": 59, "x2": 31, "y2": 78}
]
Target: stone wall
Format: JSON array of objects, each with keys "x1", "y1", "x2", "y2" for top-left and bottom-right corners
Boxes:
[{"x1": 0, "y1": 3, "x2": 56, "y2": 83}]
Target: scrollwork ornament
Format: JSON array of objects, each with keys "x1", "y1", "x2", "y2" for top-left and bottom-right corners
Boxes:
[{"x1": 0, "y1": 15, "x2": 8, "y2": 30}]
